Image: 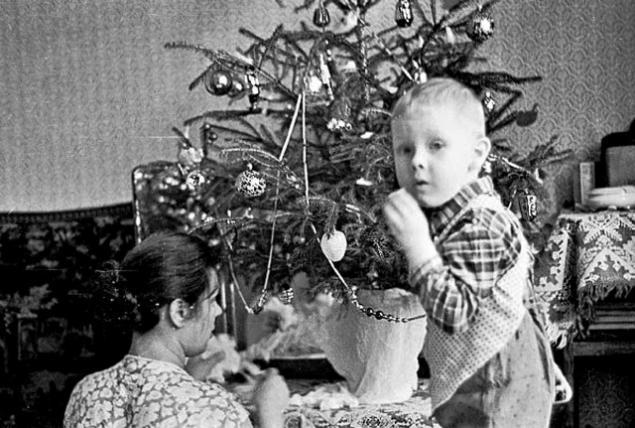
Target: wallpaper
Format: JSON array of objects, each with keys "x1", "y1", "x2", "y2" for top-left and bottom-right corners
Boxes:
[{"x1": 0, "y1": 0, "x2": 634, "y2": 212}]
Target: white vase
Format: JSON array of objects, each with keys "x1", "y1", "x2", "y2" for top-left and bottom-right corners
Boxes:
[{"x1": 315, "y1": 287, "x2": 426, "y2": 404}]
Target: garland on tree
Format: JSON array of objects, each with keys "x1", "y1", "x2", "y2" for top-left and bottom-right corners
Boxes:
[{"x1": 158, "y1": 0, "x2": 570, "y2": 316}]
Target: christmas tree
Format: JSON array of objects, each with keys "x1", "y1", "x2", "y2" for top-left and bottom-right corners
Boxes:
[{"x1": 160, "y1": 0, "x2": 569, "y2": 317}]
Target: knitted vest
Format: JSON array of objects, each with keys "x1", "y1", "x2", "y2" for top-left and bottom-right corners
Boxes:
[{"x1": 423, "y1": 194, "x2": 531, "y2": 411}]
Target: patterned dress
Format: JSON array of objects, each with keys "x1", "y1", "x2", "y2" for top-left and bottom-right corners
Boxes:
[{"x1": 64, "y1": 354, "x2": 251, "y2": 428}]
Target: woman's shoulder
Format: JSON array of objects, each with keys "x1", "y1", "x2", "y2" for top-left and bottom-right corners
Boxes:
[
  {"x1": 137, "y1": 358, "x2": 251, "y2": 426},
  {"x1": 64, "y1": 360, "x2": 128, "y2": 427},
  {"x1": 64, "y1": 356, "x2": 251, "y2": 427}
]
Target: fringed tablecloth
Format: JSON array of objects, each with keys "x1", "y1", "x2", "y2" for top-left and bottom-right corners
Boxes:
[{"x1": 534, "y1": 210, "x2": 635, "y2": 347}]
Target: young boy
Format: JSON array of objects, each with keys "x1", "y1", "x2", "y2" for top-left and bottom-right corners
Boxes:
[{"x1": 383, "y1": 78, "x2": 556, "y2": 427}]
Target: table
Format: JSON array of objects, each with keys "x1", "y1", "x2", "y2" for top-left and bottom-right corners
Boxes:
[
  {"x1": 282, "y1": 379, "x2": 439, "y2": 428},
  {"x1": 533, "y1": 210, "x2": 635, "y2": 427},
  {"x1": 534, "y1": 210, "x2": 635, "y2": 347},
  {"x1": 232, "y1": 378, "x2": 439, "y2": 428}
]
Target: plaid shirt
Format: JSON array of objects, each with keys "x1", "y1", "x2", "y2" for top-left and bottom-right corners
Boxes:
[{"x1": 410, "y1": 176, "x2": 521, "y2": 334}]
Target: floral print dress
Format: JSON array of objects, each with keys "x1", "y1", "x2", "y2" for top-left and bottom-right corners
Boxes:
[{"x1": 64, "y1": 354, "x2": 251, "y2": 427}]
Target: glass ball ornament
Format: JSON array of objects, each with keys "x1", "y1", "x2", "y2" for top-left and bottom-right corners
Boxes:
[
  {"x1": 228, "y1": 75, "x2": 246, "y2": 97},
  {"x1": 204, "y1": 69, "x2": 233, "y2": 96},
  {"x1": 467, "y1": 8, "x2": 495, "y2": 43},
  {"x1": 235, "y1": 167, "x2": 266, "y2": 198}
]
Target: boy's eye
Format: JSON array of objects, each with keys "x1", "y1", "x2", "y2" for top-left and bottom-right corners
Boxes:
[
  {"x1": 400, "y1": 146, "x2": 413, "y2": 155},
  {"x1": 428, "y1": 140, "x2": 444, "y2": 151}
]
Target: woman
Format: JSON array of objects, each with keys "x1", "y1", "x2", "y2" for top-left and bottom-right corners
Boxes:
[{"x1": 64, "y1": 231, "x2": 289, "y2": 427}]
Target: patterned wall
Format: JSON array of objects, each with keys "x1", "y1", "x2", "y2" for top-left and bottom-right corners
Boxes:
[{"x1": 1, "y1": 0, "x2": 634, "y2": 213}]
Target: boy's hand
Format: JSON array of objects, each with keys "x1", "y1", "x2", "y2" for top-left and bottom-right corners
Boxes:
[{"x1": 383, "y1": 189, "x2": 437, "y2": 268}]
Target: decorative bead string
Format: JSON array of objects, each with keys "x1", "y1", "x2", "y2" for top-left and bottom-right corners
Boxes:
[
  {"x1": 309, "y1": 223, "x2": 425, "y2": 323},
  {"x1": 239, "y1": 93, "x2": 303, "y2": 313}
]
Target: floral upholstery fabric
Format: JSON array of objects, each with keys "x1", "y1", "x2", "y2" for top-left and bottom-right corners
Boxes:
[
  {"x1": 64, "y1": 355, "x2": 250, "y2": 428},
  {"x1": 534, "y1": 210, "x2": 635, "y2": 347}
]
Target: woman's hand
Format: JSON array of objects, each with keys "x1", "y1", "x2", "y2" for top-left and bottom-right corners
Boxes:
[{"x1": 252, "y1": 368, "x2": 289, "y2": 428}]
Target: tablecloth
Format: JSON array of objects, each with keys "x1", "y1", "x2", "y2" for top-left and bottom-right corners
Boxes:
[{"x1": 533, "y1": 210, "x2": 635, "y2": 347}]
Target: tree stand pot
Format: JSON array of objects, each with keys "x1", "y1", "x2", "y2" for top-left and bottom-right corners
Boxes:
[{"x1": 315, "y1": 288, "x2": 426, "y2": 404}]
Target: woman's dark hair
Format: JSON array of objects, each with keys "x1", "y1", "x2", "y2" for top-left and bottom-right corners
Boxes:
[{"x1": 99, "y1": 231, "x2": 217, "y2": 333}]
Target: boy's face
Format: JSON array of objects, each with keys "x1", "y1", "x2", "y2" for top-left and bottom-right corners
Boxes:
[{"x1": 391, "y1": 102, "x2": 487, "y2": 208}]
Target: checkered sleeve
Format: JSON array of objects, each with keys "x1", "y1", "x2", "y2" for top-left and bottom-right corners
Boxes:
[{"x1": 409, "y1": 209, "x2": 521, "y2": 334}]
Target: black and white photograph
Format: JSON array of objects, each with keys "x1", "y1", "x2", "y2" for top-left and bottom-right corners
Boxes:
[{"x1": 1, "y1": 1, "x2": 634, "y2": 427}]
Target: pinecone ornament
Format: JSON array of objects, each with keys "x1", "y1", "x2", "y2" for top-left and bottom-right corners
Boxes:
[
  {"x1": 395, "y1": 0, "x2": 414, "y2": 28},
  {"x1": 235, "y1": 166, "x2": 266, "y2": 198},
  {"x1": 518, "y1": 188, "x2": 538, "y2": 221},
  {"x1": 246, "y1": 67, "x2": 261, "y2": 109}
]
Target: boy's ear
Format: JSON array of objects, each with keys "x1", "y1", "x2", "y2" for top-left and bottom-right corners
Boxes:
[
  {"x1": 168, "y1": 299, "x2": 191, "y2": 328},
  {"x1": 470, "y1": 137, "x2": 491, "y2": 172}
]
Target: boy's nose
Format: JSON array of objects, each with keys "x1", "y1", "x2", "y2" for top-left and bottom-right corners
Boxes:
[{"x1": 410, "y1": 150, "x2": 426, "y2": 170}]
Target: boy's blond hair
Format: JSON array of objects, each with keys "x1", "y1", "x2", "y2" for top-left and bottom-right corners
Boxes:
[{"x1": 391, "y1": 78, "x2": 487, "y2": 140}]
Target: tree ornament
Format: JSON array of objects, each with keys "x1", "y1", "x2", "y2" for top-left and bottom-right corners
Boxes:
[
  {"x1": 251, "y1": 292, "x2": 269, "y2": 314},
  {"x1": 303, "y1": 72, "x2": 323, "y2": 94},
  {"x1": 228, "y1": 75, "x2": 246, "y2": 97},
  {"x1": 318, "y1": 53, "x2": 334, "y2": 100},
  {"x1": 235, "y1": 164, "x2": 266, "y2": 198},
  {"x1": 466, "y1": 7, "x2": 495, "y2": 43},
  {"x1": 327, "y1": 98, "x2": 353, "y2": 133},
  {"x1": 177, "y1": 146, "x2": 203, "y2": 168},
  {"x1": 413, "y1": 68, "x2": 428, "y2": 84},
  {"x1": 200, "y1": 122, "x2": 218, "y2": 157},
  {"x1": 517, "y1": 188, "x2": 538, "y2": 221},
  {"x1": 185, "y1": 170, "x2": 206, "y2": 191},
  {"x1": 482, "y1": 91, "x2": 496, "y2": 114},
  {"x1": 320, "y1": 229, "x2": 347, "y2": 262},
  {"x1": 278, "y1": 284, "x2": 295, "y2": 305},
  {"x1": 313, "y1": 1, "x2": 330, "y2": 28},
  {"x1": 444, "y1": 26, "x2": 457, "y2": 44},
  {"x1": 246, "y1": 67, "x2": 261, "y2": 109},
  {"x1": 324, "y1": 46, "x2": 338, "y2": 79},
  {"x1": 395, "y1": 0, "x2": 414, "y2": 28},
  {"x1": 516, "y1": 103, "x2": 539, "y2": 127},
  {"x1": 204, "y1": 69, "x2": 232, "y2": 96},
  {"x1": 338, "y1": 9, "x2": 359, "y2": 32}
]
